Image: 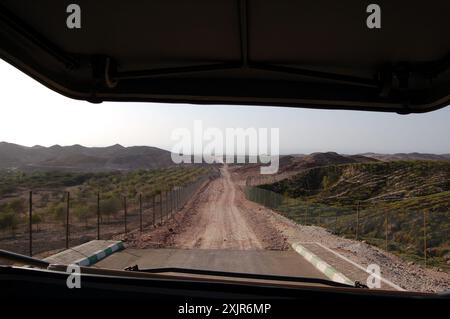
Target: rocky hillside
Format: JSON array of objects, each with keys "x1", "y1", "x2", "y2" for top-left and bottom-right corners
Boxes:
[{"x1": 264, "y1": 161, "x2": 450, "y2": 206}]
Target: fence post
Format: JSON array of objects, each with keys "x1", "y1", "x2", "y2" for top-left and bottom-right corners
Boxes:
[
  {"x1": 334, "y1": 211, "x2": 338, "y2": 234},
  {"x1": 66, "y1": 192, "x2": 70, "y2": 249},
  {"x1": 179, "y1": 187, "x2": 182, "y2": 207},
  {"x1": 139, "y1": 193, "x2": 143, "y2": 232},
  {"x1": 172, "y1": 190, "x2": 175, "y2": 216},
  {"x1": 123, "y1": 196, "x2": 128, "y2": 235},
  {"x1": 152, "y1": 194, "x2": 156, "y2": 227},
  {"x1": 175, "y1": 188, "x2": 178, "y2": 211},
  {"x1": 172, "y1": 189, "x2": 175, "y2": 214},
  {"x1": 423, "y1": 210, "x2": 427, "y2": 267},
  {"x1": 173, "y1": 189, "x2": 176, "y2": 213},
  {"x1": 168, "y1": 190, "x2": 172, "y2": 217},
  {"x1": 29, "y1": 191, "x2": 32, "y2": 257},
  {"x1": 174, "y1": 189, "x2": 176, "y2": 212},
  {"x1": 178, "y1": 186, "x2": 183, "y2": 209},
  {"x1": 355, "y1": 201, "x2": 360, "y2": 240},
  {"x1": 385, "y1": 209, "x2": 388, "y2": 251},
  {"x1": 97, "y1": 192, "x2": 100, "y2": 240},
  {"x1": 165, "y1": 191, "x2": 169, "y2": 219},
  {"x1": 168, "y1": 190, "x2": 171, "y2": 216},
  {"x1": 159, "y1": 191, "x2": 163, "y2": 225}
]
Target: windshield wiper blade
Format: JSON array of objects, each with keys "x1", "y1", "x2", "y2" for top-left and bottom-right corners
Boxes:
[
  {"x1": 0, "y1": 249, "x2": 50, "y2": 268},
  {"x1": 124, "y1": 265, "x2": 364, "y2": 289}
]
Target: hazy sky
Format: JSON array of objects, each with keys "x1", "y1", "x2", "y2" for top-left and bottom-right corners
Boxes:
[{"x1": 0, "y1": 59, "x2": 449, "y2": 155}]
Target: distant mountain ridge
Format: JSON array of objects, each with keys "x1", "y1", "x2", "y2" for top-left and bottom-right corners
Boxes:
[
  {"x1": 0, "y1": 142, "x2": 174, "y2": 171},
  {"x1": 1, "y1": 142, "x2": 449, "y2": 172}
]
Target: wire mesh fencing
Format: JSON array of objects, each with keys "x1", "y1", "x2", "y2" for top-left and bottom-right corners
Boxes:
[
  {"x1": 245, "y1": 186, "x2": 450, "y2": 269},
  {"x1": 0, "y1": 172, "x2": 215, "y2": 257},
  {"x1": 0, "y1": 191, "x2": 31, "y2": 255}
]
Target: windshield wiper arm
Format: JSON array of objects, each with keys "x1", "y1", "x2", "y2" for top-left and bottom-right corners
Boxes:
[{"x1": 124, "y1": 265, "x2": 365, "y2": 289}]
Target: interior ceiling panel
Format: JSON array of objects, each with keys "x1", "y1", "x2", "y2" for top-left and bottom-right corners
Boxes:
[{"x1": 0, "y1": 0, "x2": 449, "y2": 113}]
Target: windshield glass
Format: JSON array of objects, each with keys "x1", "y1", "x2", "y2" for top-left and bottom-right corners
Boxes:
[{"x1": 0, "y1": 58, "x2": 449, "y2": 294}]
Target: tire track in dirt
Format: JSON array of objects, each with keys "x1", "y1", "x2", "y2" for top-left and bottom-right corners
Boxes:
[{"x1": 173, "y1": 166, "x2": 271, "y2": 249}]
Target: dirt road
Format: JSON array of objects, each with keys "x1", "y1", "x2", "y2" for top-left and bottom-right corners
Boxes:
[
  {"x1": 127, "y1": 165, "x2": 287, "y2": 250},
  {"x1": 172, "y1": 166, "x2": 264, "y2": 249}
]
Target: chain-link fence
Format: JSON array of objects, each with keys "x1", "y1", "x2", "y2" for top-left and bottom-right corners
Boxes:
[
  {"x1": 0, "y1": 172, "x2": 214, "y2": 257},
  {"x1": 245, "y1": 186, "x2": 450, "y2": 269}
]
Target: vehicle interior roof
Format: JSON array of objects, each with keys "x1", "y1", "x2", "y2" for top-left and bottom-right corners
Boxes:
[{"x1": 0, "y1": 0, "x2": 449, "y2": 113}]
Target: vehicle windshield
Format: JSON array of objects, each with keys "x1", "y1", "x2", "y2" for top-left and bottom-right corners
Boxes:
[{"x1": 0, "y1": 58, "x2": 449, "y2": 294}]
